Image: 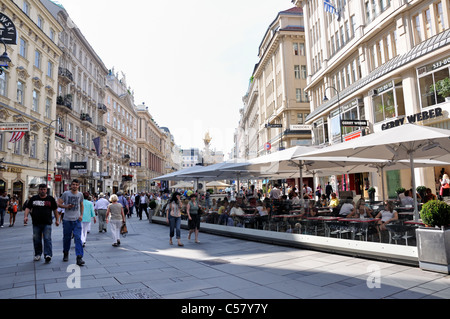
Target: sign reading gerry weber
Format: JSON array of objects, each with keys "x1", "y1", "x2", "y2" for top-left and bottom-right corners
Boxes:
[{"x1": 381, "y1": 107, "x2": 443, "y2": 131}]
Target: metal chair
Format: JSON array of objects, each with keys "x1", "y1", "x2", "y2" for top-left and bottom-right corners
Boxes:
[{"x1": 385, "y1": 223, "x2": 414, "y2": 245}]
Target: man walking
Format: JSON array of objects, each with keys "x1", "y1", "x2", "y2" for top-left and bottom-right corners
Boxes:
[
  {"x1": 23, "y1": 184, "x2": 59, "y2": 263},
  {"x1": 138, "y1": 192, "x2": 148, "y2": 220},
  {"x1": 94, "y1": 193, "x2": 109, "y2": 232},
  {"x1": 58, "y1": 179, "x2": 85, "y2": 266}
]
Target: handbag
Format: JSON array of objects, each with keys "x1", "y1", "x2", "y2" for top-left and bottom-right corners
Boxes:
[{"x1": 120, "y1": 222, "x2": 128, "y2": 236}]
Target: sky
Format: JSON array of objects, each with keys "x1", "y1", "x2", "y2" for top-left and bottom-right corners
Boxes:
[{"x1": 56, "y1": 0, "x2": 294, "y2": 157}]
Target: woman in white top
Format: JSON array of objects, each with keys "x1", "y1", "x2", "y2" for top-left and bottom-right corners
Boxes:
[{"x1": 375, "y1": 201, "x2": 398, "y2": 231}]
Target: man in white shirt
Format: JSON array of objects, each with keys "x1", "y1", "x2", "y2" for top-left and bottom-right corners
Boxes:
[
  {"x1": 94, "y1": 193, "x2": 110, "y2": 233},
  {"x1": 270, "y1": 184, "x2": 281, "y2": 200}
]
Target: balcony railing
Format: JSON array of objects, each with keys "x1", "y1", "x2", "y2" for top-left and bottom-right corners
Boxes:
[
  {"x1": 58, "y1": 67, "x2": 74, "y2": 82},
  {"x1": 97, "y1": 125, "x2": 107, "y2": 134},
  {"x1": 56, "y1": 95, "x2": 72, "y2": 111},
  {"x1": 80, "y1": 113, "x2": 93, "y2": 124},
  {"x1": 98, "y1": 103, "x2": 107, "y2": 112}
]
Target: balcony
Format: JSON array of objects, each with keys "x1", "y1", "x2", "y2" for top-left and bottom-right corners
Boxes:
[
  {"x1": 58, "y1": 67, "x2": 74, "y2": 84},
  {"x1": 98, "y1": 103, "x2": 108, "y2": 113},
  {"x1": 122, "y1": 154, "x2": 131, "y2": 163},
  {"x1": 97, "y1": 125, "x2": 107, "y2": 135},
  {"x1": 80, "y1": 113, "x2": 93, "y2": 125},
  {"x1": 56, "y1": 95, "x2": 72, "y2": 113}
]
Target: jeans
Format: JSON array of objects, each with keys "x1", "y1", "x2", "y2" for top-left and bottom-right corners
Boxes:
[
  {"x1": 33, "y1": 224, "x2": 53, "y2": 257},
  {"x1": 0, "y1": 208, "x2": 5, "y2": 226},
  {"x1": 168, "y1": 215, "x2": 181, "y2": 239},
  {"x1": 63, "y1": 220, "x2": 83, "y2": 257}
]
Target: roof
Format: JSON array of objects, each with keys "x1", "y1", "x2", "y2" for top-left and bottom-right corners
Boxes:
[{"x1": 280, "y1": 7, "x2": 303, "y2": 14}]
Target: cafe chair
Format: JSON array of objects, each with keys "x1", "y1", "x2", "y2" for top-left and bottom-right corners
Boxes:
[{"x1": 385, "y1": 223, "x2": 414, "y2": 246}]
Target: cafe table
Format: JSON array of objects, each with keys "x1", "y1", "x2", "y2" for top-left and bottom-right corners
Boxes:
[
  {"x1": 305, "y1": 216, "x2": 339, "y2": 236},
  {"x1": 404, "y1": 219, "x2": 425, "y2": 226}
]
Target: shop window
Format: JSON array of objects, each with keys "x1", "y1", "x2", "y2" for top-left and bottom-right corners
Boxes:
[
  {"x1": 372, "y1": 81, "x2": 405, "y2": 123},
  {"x1": 418, "y1": 64, "x2": 450, "y2": 108}
]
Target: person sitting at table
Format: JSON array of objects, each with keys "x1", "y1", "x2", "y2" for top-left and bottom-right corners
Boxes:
[
  {"x1": 424, "y1": 188, "x2": 437, "y2": 203},
  {"x1": 230, "y1": 201, "x2": 245, "y2": 217},
  {"x1": 348, "y1": 198, "x2": 373, "y2": 218},
  {"x1": 320, "y1": 194, "x2": 328, "y2": 207},
  {"x1": 338, "y1": 197, "x2": 355, "y2": 217},
  {"x1": 400, "y1": 190, "x2": 415, "y2": 206},
  {"x1": 289, "y1": 191, "x2": 301, "y2": 206},
  {"x1": 329, "y1": 193, "x2": 339, "y2": 208},
  {"x1": 256, "y1": 200, "x2": 270, "y2": 216},
  {"x1": 375, "y1": 200, "x2": 398, "y2": 231}
]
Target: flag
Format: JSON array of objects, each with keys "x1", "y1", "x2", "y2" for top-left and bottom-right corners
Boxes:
[
  {"x1": 92, "y1": 137, "x2": 101, "y2": 157},
  {"x1": 324, "y1": 0, "x2": 340, "y2": 18},
  {"x1": 9, "y1": 131, "x2": 25, "y2": 143}
]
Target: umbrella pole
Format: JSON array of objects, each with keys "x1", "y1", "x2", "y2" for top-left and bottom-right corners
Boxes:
[
  {"x1": 381, "y1": 166, "x2": 386, "y2": 202},
  {"x1": 299, "y1": 162, "x2": 304, "y2": 213},
  {"x1": 410, "y1": 152, "x2": 419, "y2": 220}
]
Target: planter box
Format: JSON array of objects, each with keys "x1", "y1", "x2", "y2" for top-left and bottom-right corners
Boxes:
[{"x1": 416, "y1": 227, "x2": 450, "y2": 274}]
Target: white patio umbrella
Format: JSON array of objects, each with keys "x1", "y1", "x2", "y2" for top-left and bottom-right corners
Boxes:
[
  {"x1": 170, "y1": 181, "x2": 194, "y2": 189},
  {"x1": 301, "y1": 123, "x2": 450, "y2": 219}
]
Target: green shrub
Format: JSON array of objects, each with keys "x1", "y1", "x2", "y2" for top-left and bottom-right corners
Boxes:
[
  {"x1": 396, "y1": 187, "x2": 406, "y2": 194},
  {"x1": 420, "y1": 200, "x2": 450, "y2": 228}
]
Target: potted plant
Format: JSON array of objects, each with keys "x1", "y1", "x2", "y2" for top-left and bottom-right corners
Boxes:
[
  {"x1": 368, "y1": 187, "x2": 376, "y2": 203},
  {"x1": 430, "y1": 77, "x2": 450, "y2": 101},
  {"x1": 416, "y1": 200, "x2": 450, "y2": 274}
]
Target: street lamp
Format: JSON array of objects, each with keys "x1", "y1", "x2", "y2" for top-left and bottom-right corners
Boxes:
[
  {"x1": 323, "y1": 86, "x2": 343, "y2": 143},
  {"x1": 0, "y1": 40, "x2": 11, "y2": 75}
]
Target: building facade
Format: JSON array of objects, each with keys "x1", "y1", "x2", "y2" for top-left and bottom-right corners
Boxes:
[
  {"x1": 294, "y1": 0, "x2": 450, "y2": 198},
  {"x1": 136, "y1": 103, "x2": 165, "y2": 192},
  {"x1": 42, "y1": 0, "x2": 109, "y2": 196},
  {"x1": 0, "y1": 0, "x2": 62, "y2": 204},
  {"x1": 238, "y1": 7, "x2": 311, "y2": 161},
  {"x1": 103, "y1": 70, "x2": 138, "y2": 195}
]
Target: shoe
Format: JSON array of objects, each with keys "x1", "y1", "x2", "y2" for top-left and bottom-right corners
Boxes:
[
  {"x1": 44, "y1": 256, "x2": 51, "y2": 263},
  {"x1": 169, "y1": 240, "x2": 173, "y2": 245},
  {"x1": 34, "y1": 255, "x2": 41, "y2": 261},
  {"x1": 76, "y1": 256, "x2": 85, "y2": 266},
  {"x1": 82, "y1": 242, "x2": 86, "y2": 247},
  {"x1": 178, "y1": 242, "x2": 184, "y2": 247},
  {"x1": 112, "y1": 243, "x2": 118, "y2": 247},
  {"x1": 117, "y1": 240, "x2": 120, "y2": 246},
  {"x1": 63, "y1": 252, "x2": 69, "y2": 262}
]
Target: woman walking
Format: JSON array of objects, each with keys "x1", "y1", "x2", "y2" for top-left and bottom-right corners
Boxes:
[
  {"x1": 166, "y1": 192, "x2": 183, "y2": 247},
  {"x1": 81, "y1": 192, "x2": 96, "y2": 247},
  {"x1": 106, "y1": 194, "x2": 125, "y2": 247},
  {"x1": 8, "y1": 196, "x2": 18, "y2": 227},
  {"x1": 187, "y1": 194, "x2": 201, "y2": 243}
]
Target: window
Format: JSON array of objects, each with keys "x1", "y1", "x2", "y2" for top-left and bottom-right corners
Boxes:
[
  {"x1": 418, "y1": 60, "x2": 450, "y2": 108},
  {"x1": 14, "y1": 138, "x2": 22, "y2": 155},
  {"x1": 49, "y1": 28, "x2": 55, "y2": 41},
  {"x1": 436, "y1": 2, "x2": 445, "y2": 33},
  {"x1": 32, "y1": 90, "x2": 39, "y2": 112},
  {"x1": 0, "y1": 72, "x2": 6, "y2": 97},
  {"x1": 34, "y1": 50, "x2": 41, "y2": 69},
  {"x1": 17, "y1": 81, "x2": 24, "y2": 105},
  {"x1": 293, "y1": 43, "x2": 299, "y2": 55},
  {"x1": 23, "y1": 1, "x2": 30, "y2": 15},
  {"x1": 297, "y1": 113, "x2": 304, "y2": 124},
  {"x1": 37, "y1": 16, "x2": 44, "y2": 29},
  {"x1": 30, "y1": 134, "x2": 36, "y2": 159},
  {"x1": 299, "y1": 43, "x2": 305, "y2": 56},
  {"x1": 45, "y1": 98, "x2": 51, "y2": 118},
  {"x1": 296, "y1": 89, "x2": 302, "y2": 102},
  {"x1": 413, "y1": 14, "x2": 423, "y2": 44},
  {"x1": 425, "y1": 9, "x2": 433, "y2": 39},
  {"x1": 47, "y1": 61, "x2": 53, "y2": 78},
  {"x1": 313, "y1": 119, "x2": 328, "y2": 145},
  {"x1": 19, "y1": 38, "x2": 27, "y2": 58},
  {"x1": 372, "y1": 81, "x2": 405, "y2": 123},
  {"x1": 301, "y1": 65, "x2": 307, "y2": 79},
  {"x1": 294, "y1": 65, "x2": 301, "y2": 79}
]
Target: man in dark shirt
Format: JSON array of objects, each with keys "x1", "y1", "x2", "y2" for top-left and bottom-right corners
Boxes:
[{"x1": 24, "y1": 184, "x2": 59, "y2": 263}]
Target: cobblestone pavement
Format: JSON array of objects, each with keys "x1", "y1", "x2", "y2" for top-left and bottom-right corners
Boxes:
[{"x1": 0, "y1": 211, "x2": 449, "y2": 302}]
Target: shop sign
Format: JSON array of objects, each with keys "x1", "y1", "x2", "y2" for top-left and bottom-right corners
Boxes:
[
  {"x1": 0, "y1": 13, "x2": 17, "y2": 45},
  {"x1": 381, "y1": 107, "x2": 443, "y2": 130},
  {"x1": 341, "y1": 120, "x2": 368, "y2": 127},
  {"x1": 290, "y1": 125, "x2": 312, "y2": 130},
  {"x1": 54, "y1": 174, "x2": 62, "y2": 182},
  {"x1": 69, "y1": 162, "x2": 87, "y2": 170}
]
